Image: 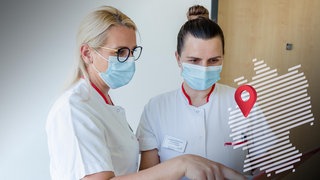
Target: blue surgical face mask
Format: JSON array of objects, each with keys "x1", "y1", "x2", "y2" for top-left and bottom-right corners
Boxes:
[
  {"x1": 93, "y1": 51, "x2": 135, "y2": 89},
  {"x1": 181, "y1": 63, "x2": 222, "y2": 90}
]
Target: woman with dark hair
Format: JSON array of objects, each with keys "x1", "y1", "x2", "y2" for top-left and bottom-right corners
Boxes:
[{"x1": 136, "y1": 6, "x2": 247, "y2": 180}]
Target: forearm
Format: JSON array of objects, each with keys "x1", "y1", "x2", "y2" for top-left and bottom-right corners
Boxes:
[
  {"x1": 139, "y1": 149, "x2": 160, "y2": 170},
  {"x1": 86, "y1": 154, "x2": 246, "y2": 180},
  {"x1": 113, "y1": 156, "x2": 185, "y2": 180}
]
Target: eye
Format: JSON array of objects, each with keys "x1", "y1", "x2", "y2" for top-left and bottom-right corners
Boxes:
[
  {"x1": 188, "y1": 58, "x2": 200, "y2": 64},
  {"x1": 117, "y1": 48, "x2": 130, "y2": 57},
  {"x1": 208, "y1": 58, "x2": 222, "y2": 64}
]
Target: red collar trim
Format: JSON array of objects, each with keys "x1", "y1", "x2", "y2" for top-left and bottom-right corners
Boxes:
[
  {"x1": 181, "y1": 84, "x2": 216, "y2": 105},
  {"x1": 181, "y1": 84, "x2": 192, "y2": 105},
  {"x1": 90, "y1": 82, "x2": 113, "y2": 105}
]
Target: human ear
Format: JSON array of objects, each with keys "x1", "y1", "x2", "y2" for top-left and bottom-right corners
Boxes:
[
  {"x1": 175, "y1": 51, "x2": 182, "y2": 68},
  {"x1": 80, "y1": 44, "x2": 93, "y2": 64}
]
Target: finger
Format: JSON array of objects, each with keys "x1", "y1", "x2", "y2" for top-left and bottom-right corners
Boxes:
[
  {"x1": 212, "y1": 165, "x2": 224, "y2": 180},
  {"x1": 205, "y1": 168, "x2": 215, "y2": 180},
  {"x1": 206, "y1": 161, "x2": 223, "y2": 180},
  {"x1": 221, "y1": 166, "x2": 246, "y2": 180}
]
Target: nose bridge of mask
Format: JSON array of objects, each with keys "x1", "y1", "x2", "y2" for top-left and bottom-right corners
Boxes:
[
  {"x1": 182, "y1": 63, "x2": 223, "y2": 82},
  {"x1": 181, "y1": 63, "x2": 222, "y2": 90},
  {"x1": 207, "y1": 64, "x2": 223, "y2": 72},
  {"x1": 93, "y1": 54, "x2": 135, "y2": 73},
  {"x1": 205, "y1": 65, "x2": 222, "y2": 80},
  {"x1": 108, "y1": 58, "x2": 136, "y2": 72},
  {"x1": 182, "y1": 63, "x2": 209, "y2": 78}
]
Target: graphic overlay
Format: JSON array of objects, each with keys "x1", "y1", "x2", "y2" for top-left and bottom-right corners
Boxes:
[
  {"x1": 234, "y1": 85, "x2": 257, "y2": 117},
  {"x1": 228, "y1": 59, "x2": 315, "y2": 177}
]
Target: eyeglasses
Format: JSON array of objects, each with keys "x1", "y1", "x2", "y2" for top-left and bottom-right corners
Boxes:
[{"x1": 98, "y1": 46, "x2": 143, "y2": 63}]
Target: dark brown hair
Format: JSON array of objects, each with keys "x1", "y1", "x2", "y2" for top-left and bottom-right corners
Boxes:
[
  {"x1": 177, "y1": 17, "x2": 225, "y2": 56},
  {"x1": 187, "y1": 5, "x2": 209, "y2": 20}
]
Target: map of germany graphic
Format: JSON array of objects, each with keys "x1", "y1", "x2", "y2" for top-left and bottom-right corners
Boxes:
[{"x1": 228, "y1": 59, "x2": 315, "y2": 177}]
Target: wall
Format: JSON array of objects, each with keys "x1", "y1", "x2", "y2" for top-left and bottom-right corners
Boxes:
[
  {"x1": 218, "y1": 0, "x2": 320, "y2": 179},
  {"x1": 0, "y1": 0, "x2": 210, "y2": 179}
]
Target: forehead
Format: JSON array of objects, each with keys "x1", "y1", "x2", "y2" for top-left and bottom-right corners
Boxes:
[
  {"x1": 182, "y1": 35, "x2": 223, "y2": 56},
  {"x1": 104, "y1": 25, "x2": 137, "y2": 48}
]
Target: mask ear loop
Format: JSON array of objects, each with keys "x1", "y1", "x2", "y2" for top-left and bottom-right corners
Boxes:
[
  {"x1": 90, "y1": 48, "x2": 111, "y2": 74},
  {"x1": 180, "y1": 62, "x2": 186, "y2": 76},
  {"x1": 93, "y1": 49, "x2": 110, "y2": 62},
  {"x1": 91, "y1": 62, "x2": 101, "y2": 74}
]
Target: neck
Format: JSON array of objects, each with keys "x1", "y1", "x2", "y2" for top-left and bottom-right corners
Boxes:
[
  {"x1": 182, "y1": 82, "x2": 214, "y2": 107},
  {"x1": 92, "y1": 79, "x2": 110, "y2": 95},
  {"x1": 90, "y1": 80, "x2": 114, "y2": 105},
  {"x1": 88, "y1": 66, "x2": 110, "y2": 95},
  {"x1": 88, "y1": 66, "x2": 113, "y2": 105}
]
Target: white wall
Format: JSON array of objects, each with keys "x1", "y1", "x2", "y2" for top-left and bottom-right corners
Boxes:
[{"x1": 0, "y1": 0, "x2": 210, "y2": 179}]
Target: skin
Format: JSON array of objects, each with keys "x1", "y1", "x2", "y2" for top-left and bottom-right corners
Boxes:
[
  {"x1": 176, "y1": 34, "x2": 223, "y2": 107},
  {"x1": 80, "y1": 25, "x2": 137, "y2": 179},
  {"x1": 80, "y1": 26, "x2": 245, "y2": 180},
  {"x1": 80, "y1": 25, "x2": 137, "y2": 101},
  {"x1": 82, "y1": 154, "x2": 245, "y2": 180},
  {"x1": 140, "y1": 35, "x2": 245, "y2": 179}
]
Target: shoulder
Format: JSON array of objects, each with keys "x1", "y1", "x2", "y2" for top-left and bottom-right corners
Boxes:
[
  {"x1": 216, "y1": 83, "x2": 236, "y2": 95},
  {"x1": 47, "y1": 80, "x2": 90, "y2": 121},
  {"x1": 212, "y1": 83, "x2": 237, "y2": 106},
  {"x1": 141, "y1": 89, "x2": 180, "y2": 115},
  {"x1": 47, "y1": 91, "x2": 73, "y2": 117},
  {"x1": 216, "y1": 83, "x2": 236, "y2": 91},
  {"x1": 147, "y1": 89, "x2": 179, "y2": 107}
]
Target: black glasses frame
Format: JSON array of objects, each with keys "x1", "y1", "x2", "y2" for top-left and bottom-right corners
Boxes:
[{"x1": 98, "y1": 46, "x2": 143, "y2": 63}]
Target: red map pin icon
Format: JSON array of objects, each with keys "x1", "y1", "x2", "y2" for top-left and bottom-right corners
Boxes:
[{"x1": 234, "y1": 85, "x2": 257, "y2": 117}]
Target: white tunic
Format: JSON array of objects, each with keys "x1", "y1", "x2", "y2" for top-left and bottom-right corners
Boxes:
[
  {"x1": 136, "y1": 83, "x2": 247, "y2": 173},
  {"x1": 46, "y1": 79, "x2": 139, "y2": 180}
]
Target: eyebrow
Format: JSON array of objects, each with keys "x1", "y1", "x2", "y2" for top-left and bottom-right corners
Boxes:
[
  {"x1": 114, "y1": 45, "x2": 138, "y2": 49},
  {"x1": 186, "y1": 56, "x2": 201, "y2": 59},
  {"x1": 186, "y1": 55, "x2": 222, "y2": 59},
  {"x1": 208, "y1": 56, "x2": 223, "y2": 59}
]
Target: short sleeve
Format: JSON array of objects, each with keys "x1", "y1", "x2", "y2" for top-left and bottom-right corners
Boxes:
[
  {"x1": 136, "y1": 104, "x2": 159, "y2": 151},
  {"x1": 46, "y1": 97, "x2": 114, "y2": 180}
]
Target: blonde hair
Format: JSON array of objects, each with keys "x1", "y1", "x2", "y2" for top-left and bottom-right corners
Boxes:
[
  {"x1": 65, "y1": 6, "x2": 137, "y2": 89},
  {"x1": 187, "y1": 5, "x2": 209, "y2": 20}
]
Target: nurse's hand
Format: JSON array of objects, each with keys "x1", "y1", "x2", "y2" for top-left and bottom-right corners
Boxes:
[
  {"x1": 181, "y1": 154, "x2": 246, "y2": 180},
  {"x1": 83, "y1": 154, "x2": 246, "y2": 180}
]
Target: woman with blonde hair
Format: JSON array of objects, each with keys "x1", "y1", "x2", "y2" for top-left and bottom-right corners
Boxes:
[{"x1": 46, "y1": 6, "x2": 244, "y2": 180}]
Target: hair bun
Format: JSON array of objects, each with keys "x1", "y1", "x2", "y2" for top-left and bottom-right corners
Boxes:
[{"x1": 187, "y1": 5, "x2": 209, "y2": 20}]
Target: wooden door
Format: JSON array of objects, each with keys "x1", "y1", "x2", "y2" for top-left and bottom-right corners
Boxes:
[{"x1": 218, "y1": 0, "x2": 320, "y2": 179}]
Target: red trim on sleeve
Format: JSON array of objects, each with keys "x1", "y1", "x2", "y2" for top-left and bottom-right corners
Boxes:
[
  {"x1": 181, "y1": 84, "x2": 216, "y2": 106},
  {"x1": 224, "y1": 140, "x2": 248, "y2": 146},
  {"x1": 90, "y1": 82, "x2": 114, "y2": 105}
]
